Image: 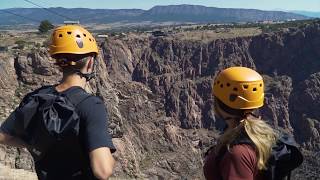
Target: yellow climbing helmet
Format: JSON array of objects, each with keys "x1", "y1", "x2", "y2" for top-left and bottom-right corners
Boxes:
[
  {"x1": 212, "y1": 67, "x2": 264, "y2": 110},
  {"x1": 49, "y1": 25, "x2": 98, "y2": 56}
]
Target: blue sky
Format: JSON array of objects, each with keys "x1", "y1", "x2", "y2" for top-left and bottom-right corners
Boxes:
[{"x1": 0, "y1": 0, "x2": 319, "y2": 11}]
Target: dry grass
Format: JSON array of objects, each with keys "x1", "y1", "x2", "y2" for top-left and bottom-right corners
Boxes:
[
  {"x1": 173, "y1": 28, "x2": 262, "y2": 42},
  {"x1": 0, "y1": 32, "x2": 47, "y2": 49}
]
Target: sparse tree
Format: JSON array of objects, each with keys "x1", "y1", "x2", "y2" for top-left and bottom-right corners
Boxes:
[{"x1": 38, "y1": 20, "x2": 54, "y2": 33}]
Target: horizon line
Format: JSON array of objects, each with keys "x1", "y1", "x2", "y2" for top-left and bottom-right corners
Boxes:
[{"x1": 0, "y1": 4, "x2": 319, "y2": 12}]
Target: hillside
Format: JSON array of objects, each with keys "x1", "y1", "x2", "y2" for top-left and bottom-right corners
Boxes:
[
  {"x1": 142, "y1": 5, "x2": 307, "y2": 22},
  {"x1": 0, "y1": 5, "x2": 308, "y2": 25},
  {"x1": 0, "y1": 20, "x2": 319, "y2": 179},
  {"x1": 291, "y1": 10, "x2": 320, "y2": 18}
]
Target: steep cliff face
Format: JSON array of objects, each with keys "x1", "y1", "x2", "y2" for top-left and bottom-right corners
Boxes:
[
  {"x1": 103, "y1": 37, "x2": 257, "y2": 130},
  {"x1": 0, "y1": 21, "x2": 319, "y2": 179},
  {"x1": 101, "y1": 22, "x2": 320, "y2": 178},
  {"x1": 103, "y1": 22, "x2": 320, "y2": 140},
  {"x1": 249, "y1": 23, "x2": 320, "y2": 148},
  {"x1": 291, "y1": 72, "x2": 320, "y2": 149}
]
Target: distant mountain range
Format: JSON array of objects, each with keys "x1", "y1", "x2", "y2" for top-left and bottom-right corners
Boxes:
[
  {"x1": 290, "y1": 11, "x2": 320, "y2": 18},
  {"x1": 0, "y1": 5, "x2": 310, "y2": 25}
]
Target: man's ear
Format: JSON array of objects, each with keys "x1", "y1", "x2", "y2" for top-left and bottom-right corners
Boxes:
[{"x1": 86, "y1": 57, "x2": 94, "y2": 71}]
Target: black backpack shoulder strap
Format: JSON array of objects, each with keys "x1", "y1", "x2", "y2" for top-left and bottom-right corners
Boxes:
[
  {"x1": 28, "y1": 85, "x2": 55, "y2": 97},
  {"x1": 58, "y1": 87, "x2": 95, "y2": 179},
  {"x1": 19, "y1": 86, "x2": 53, "y2": 105}
]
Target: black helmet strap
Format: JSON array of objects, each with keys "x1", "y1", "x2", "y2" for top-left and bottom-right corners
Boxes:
[
  {"x1": 74, "y1": 56, "x2": 97, "y2": 82},
  {"x1": 75, "y1": 71, "x2": 95, "y2": 82}
]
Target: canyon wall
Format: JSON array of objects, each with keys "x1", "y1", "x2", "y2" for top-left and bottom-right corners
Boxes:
[{"x1": 0, "y1": 21, "x2": 319, "y2": 179}]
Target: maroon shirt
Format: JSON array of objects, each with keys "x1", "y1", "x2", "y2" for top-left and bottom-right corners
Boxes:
[{"x1": 203, "y1": 144, "x2": 261, "y2": 180}]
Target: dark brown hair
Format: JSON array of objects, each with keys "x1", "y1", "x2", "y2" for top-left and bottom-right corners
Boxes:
[{"x1": 53, "y1": 53, "x2": 95, "y2": 76}]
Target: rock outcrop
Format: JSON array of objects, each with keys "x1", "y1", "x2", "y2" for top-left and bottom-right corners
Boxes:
[
  {"x1": 0, "y1": 21, "x2": 319, "y2": 179},
  {"x1": 0, "y1": 54, "x2": 18, "y2": 122}
]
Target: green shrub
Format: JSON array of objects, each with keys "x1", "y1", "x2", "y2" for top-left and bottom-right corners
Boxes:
[
  {"x1": 38, "y1": 20, "x2": 54, "y2": 34},
  {"x1": 15, "y1": 40, "x2": 26, "y2": 49}
]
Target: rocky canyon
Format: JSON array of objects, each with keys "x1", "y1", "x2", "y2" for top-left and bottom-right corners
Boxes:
[{"x1": 0, "y1": 20, "x2": 320, "y2": 179}]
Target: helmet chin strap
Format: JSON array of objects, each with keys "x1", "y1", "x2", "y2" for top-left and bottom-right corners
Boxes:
[
  {"x1": 74, "y1": 56, "x2": 97, "y2": 82},
  {"x1": 75, "y1": 71, "x2": 95, "y2": 82}
]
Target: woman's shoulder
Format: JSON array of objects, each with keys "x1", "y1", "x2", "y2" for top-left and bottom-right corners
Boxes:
[
  {"x1": 229, "y1": 144, "x2": 256, "y2": 157},
  {"x1": 219, "y1": 145, "x2": 258, "y2": 180},
  {"x1": 226, "y1": 144, "x2": 257, "y2": 166},
  {"x1": 230, "y1": 144, "x2": 256, "y2": 154}
]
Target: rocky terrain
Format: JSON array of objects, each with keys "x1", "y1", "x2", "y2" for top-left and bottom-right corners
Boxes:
[{"x1": 0, "y1": 20, "x2": 320, "y2": 179}]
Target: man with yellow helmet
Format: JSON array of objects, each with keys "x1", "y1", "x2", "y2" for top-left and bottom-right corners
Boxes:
[{"x1": 0, "y1": 25, "x2": 116, "y2": 180}]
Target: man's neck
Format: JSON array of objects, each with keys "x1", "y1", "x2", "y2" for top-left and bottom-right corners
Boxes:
[{"x1": 55, "y1": 74, "x2": 86, "y2": 92}]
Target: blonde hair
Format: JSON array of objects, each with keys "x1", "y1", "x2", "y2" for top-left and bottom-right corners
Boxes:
[{"x1": 216, "y1": 115, "x2": 278, "y2": 170}]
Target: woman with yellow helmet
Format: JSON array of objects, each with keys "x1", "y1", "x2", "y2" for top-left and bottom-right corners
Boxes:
[{"x1": 203, "y1": 67, "x2": 278, "y2": 180}]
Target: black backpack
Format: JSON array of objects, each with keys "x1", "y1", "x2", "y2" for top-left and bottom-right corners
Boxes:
[
  {"x1": 14, "y1": 86, "x2": 91, "y2": 161},
  {"x1": 262, "y1": 134, "x2": 304, "y2": 180},
  {"x1": 231, "y1": 132, "x2": 304, "y2": 180}
]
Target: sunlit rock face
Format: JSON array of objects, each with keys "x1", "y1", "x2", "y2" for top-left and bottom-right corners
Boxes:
[{"x1": 0, "y1": 21, "x2": 319, "y2": 179}]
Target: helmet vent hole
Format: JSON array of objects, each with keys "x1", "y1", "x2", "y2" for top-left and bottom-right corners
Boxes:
[
  {"x1": 243, "y1": 85, "x2": 249, "y2": 89},
  {"x1": 59, "y1": 34, "x2": 63, "y2": 37},
  {"x1": 260, "y1": 83, "x2": 262, "y2": 87},
  {"x1": 89, "y1": 38, "x2": 92, "y2": 41},
  {"x1": 227, "y1": 83, "x2": 230, "y2": 87},
  {"x1": 67, "y1": 31, "x2": 72, "y2": 35},
  {"x1": 233, "y1": 87, "x2": 238, "y2": 91},
  {"x1": 217, "y1": 81, "x2": 220, "y2": 84},
  {"x1": 220, "y1": 84, "x2": 223, "y2": 88},
  {"x1": 253, "y1": 87, "x2": 257, "y2": 91},
  {"x1": 76, "y1": 34, "x2": 81, "y2": 38},
  {"x1": 83, "y1": 33, "x2": 86, "y2": 37},
  {"x1": 229, "y1": 94, "x2": 237, "y2": 102}
]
